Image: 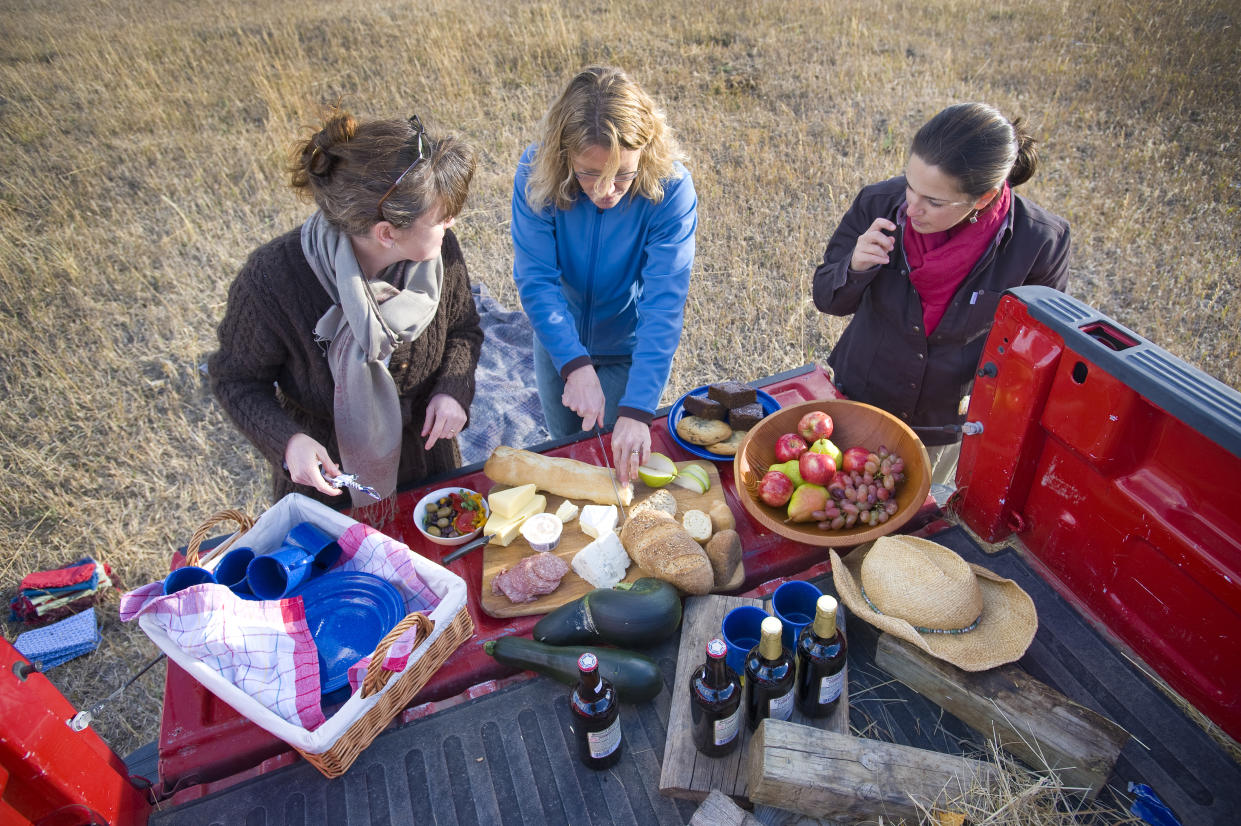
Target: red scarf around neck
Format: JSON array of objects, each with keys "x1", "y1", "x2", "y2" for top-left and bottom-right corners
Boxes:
[{"x1": 905, "y1": 181, "x2": 1011, "y2": 335}]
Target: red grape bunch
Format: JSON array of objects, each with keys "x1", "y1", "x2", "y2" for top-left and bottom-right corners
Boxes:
[{"x1": 811, "y1": 446, "x2": 906, "y2": 530}]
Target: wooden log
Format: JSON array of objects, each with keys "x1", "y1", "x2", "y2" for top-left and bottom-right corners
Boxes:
[
  {"x1": 874, "y1": 632, "x2": 1128, "y2": 798},
  {"x1": 747, "y1": 719, "x2": 998, "y2": 822},
  {"x1": 689, "y1": 790, "x2": 762, "y2": 826}
]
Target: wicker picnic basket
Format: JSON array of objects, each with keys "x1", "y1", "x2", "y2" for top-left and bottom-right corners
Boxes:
[{"x1": 155, "y1": 496, "x2": 475, "y2": 779}]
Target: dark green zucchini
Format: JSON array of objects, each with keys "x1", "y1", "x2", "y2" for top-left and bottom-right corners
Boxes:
[
  {"x1": 483, "y1": 636, "x2": 663, "y2": 702},
  {"x1": 532, "y1": 577, "x2": 682, "y2": 648}
]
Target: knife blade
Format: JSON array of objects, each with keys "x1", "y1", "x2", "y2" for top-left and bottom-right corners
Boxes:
[{"x1": 595, "y1": 427, "x2": 630, "y2": 524}]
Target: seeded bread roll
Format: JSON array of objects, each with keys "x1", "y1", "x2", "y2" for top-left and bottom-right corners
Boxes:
[
  {"x1": 619, "y1": 510, "x2": 714, "y2": 595},
  {"x1": 704, "y1": 529, "x2": 743, "y2": 587},
  {"x1": 631, "y1": 489, "x2": 678, "y2": 519}
]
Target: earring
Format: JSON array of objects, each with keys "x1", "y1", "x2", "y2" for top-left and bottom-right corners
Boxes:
[{"x1": 968, "y1": 209, "x2": 979, "y2": 224}]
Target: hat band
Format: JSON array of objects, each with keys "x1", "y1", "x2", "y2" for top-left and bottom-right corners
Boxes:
[{"x1": 860, "y1": 586, "x2": 982, "y2": 636}]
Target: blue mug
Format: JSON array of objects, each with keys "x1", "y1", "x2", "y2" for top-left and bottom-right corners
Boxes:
[
  {"x1": 284, "y1": 522, "x2": 342, "y2": 571},
  {"x1": 721, "y1": 605, "x2": 768, "y2": 678},
  {"x1": 163, "y1": 565, "x2": 214, "y2": 595},
  {"x1": 246, "y1": 544, "x2": 316, "y2": 600},
  {"x1": 771, "y1": 579, "x2": 823, "y2": 653},
  {"x1": 213, "y1": 546, "x2": 256, "y2": 597}
]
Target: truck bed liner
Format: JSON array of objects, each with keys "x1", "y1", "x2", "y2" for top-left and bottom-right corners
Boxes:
[{"x1": 150, "y1": 524, "x2": 1240, "y2": 825}]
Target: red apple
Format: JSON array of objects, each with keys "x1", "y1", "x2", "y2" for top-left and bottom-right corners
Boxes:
[
  {"x1": 773, "y1": 432, "x2": 809, "y2": 463},
  {"x1": 797, "y1": 410, "x2": 834, "y2": 442},
  {"x1": 798, "y1": 450, "x2": 837, "y2": 486},
  {"x1": 841, "y1": 446, "x2": 872, "y2": 474},
  {"x1": 758, "y1": 470, "x2": 795, "y2": 507}
]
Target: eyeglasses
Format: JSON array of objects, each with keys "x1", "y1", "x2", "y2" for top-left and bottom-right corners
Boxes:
[
  {"x1": 574, "y1": 168, "x2": 639, "y2": 184},
  {"x1": 376, "y1": 115, "x2": 429, "y2": 220}
]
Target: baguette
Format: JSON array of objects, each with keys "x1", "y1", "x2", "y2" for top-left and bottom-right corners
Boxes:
[
  {"x1": 484, "y1": 445, "x2": 633, "y2": 507},
  {"x1": 619, "y1": 510, "x2": 714, "y2": 595}
]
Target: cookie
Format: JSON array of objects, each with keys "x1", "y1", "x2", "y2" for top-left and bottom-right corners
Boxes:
[
  {"x1": 706, "y1": 429, "x2": 748, "y2": 455},
  {"x1": 676, "y1": 415, "x2": 734, "y2": 446}
]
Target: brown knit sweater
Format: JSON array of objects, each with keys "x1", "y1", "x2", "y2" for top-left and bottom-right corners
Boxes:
[{"x1": 208, "y1": 227, "x2": 483, "y2": 506}]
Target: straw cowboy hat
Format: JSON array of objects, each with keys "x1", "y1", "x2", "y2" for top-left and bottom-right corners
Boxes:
[{"x1": 831, "y1": 535, "x2": 1038, "y2": 671}]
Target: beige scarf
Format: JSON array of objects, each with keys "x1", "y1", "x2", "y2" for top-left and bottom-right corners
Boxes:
[{"x1": 300, "y1": 210, "x2": 444, "y2": 509}]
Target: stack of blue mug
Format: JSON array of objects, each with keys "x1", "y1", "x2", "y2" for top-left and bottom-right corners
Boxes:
[{"x1": 162, "y1": 522, "x2": 342, "y2": 600}]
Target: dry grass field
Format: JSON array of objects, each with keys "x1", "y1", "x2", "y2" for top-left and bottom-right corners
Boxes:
[{"x1": 2, "y1": 0, "x2": 1238, "y2": 806}]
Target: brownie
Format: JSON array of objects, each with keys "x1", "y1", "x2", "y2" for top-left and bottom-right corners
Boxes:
[
  {"x1": 707, "y1": 381, "x2": 756, "y2": 408},
  {"x1": 684, "y1": 393, "x2": 727, "y2": 420},
  {"x1": 728, "y1": 402, "x2": 765, "y2": 430}
]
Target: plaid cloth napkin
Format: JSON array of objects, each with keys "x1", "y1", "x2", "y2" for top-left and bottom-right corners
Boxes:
[
  {"x1": 120, "y1": 520, "x2": 442, "y2": 730},
  {"x1": 13, "y1": 608, "x2": 102, "y2": 668}
]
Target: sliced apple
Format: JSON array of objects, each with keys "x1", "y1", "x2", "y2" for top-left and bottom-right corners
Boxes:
[
  {"x1": 672, "y1": 462, "x2": 710, "y2": 495},
  {"x1": 638, "y1": 451, "x2": 678, "y2": 488}
]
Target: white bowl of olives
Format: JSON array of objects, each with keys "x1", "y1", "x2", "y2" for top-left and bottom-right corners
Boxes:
[{"x1": 413, "y1": 487, "x2": 490, "y2": 547}]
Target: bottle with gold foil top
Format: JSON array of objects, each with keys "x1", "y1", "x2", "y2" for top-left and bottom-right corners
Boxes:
[
  {"x1": 690, "y1": 638, "x2": 743, "y2": 756},
  {"x1": 743, "y1": 616, "x2": 795, "y2": 729},
  {"x1": 795, "y1": 595, "x2": 848, "y2": 718},
  {"x1": 570, "y1": 652, "x2": 622, "y2": 769}
]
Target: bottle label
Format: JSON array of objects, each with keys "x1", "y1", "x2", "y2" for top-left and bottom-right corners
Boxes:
[
  {"x1": 587, "y1": 717, "x2": 622, "y2": 759},
  {"x1": 713, "y1": 707, "x2": 741, "y2": 746},
  {"x1": 769, "y1": 689, "x2": 794, "y2": 721},
  {"x1": 818, "y1": 669, "x2": 846, "y2": 704}
]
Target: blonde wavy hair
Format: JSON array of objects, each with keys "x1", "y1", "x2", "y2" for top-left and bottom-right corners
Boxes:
[{"x1": 525, "y1": 66, "x2": 686, "y2": 212}]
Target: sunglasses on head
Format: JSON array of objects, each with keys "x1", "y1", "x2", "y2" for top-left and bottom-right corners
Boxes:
[{"x1": 376, "y1": 115, "x2": 429, "y2": 220}]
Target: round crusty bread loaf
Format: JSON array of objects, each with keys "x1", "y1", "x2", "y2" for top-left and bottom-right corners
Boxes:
[
  {"x1": 703, "y1": 529, "x2": 742, "y2": 587},
  {"x1": 708, "y1": 501, "x2": 735, "y2": 533},
  {"x1": 619, "y1": 510, "x2": 714, "y2": 595}
]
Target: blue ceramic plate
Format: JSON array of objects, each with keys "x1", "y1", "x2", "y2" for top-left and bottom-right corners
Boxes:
[
  {"x1": 296, "y1": 572, "x2": 407, "y2": 694},
  {"x1": 667, "y1": 386, "x2": 781, "y2": 462}
]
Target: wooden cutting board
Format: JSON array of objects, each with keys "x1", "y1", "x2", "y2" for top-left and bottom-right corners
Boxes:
[{"x1": 480, "y1": 461, "x2": 744, "y2": 619}]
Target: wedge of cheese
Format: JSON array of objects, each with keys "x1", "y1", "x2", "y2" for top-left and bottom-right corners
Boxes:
[
  {"x1": 485, "y1": 494, "x2": 547, "y2": 546},
  {"x1": 488, "y1": 483, "x2": 538, "y2": 520},
  {"x1": 554, "y1": 500, "x2": 580, "y2": 524},
  {"x1": 579, "y1": 504, "x2": 618, "y2": 540}
]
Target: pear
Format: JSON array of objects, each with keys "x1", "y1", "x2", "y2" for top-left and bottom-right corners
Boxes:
[
  {"x1": 769, "y1": 459, "x2": 805, "y2": 487},
  {"x1": 787, "y1": 483, "x2": 829, "y2": 523}
]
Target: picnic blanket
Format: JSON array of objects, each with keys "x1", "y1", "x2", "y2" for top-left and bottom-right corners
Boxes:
[
  {"x1": 120, "y1": 519, "x2": 441, "y2": 730},
  {"x1": 460, "y1": 283, "x2": 549, "y2": 464}
]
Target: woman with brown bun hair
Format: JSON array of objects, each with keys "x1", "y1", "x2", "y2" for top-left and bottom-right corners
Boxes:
[
  {"x1": 209, "y1": 110, "x2": 481, "y2": 522},
  {"x1": 813, "y1": 103, "x2": 1070, "y2": 485}
]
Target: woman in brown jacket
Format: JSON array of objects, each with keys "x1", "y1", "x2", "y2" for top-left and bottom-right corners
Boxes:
[
  {"x1": 813, "y1": 103, "x2": 1070, "y2": 485},
  {"x1": 209, "y1": 111, "x2": 482, "y2": 521}
]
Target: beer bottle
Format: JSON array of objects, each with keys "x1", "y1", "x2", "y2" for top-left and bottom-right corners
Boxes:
[
  {"x1": 795, "y1": 595, "x2": 848, "y2": 718},
  {"x1": 570, "y1": 652, "x2": 622, "y2": 769},
  {"x1": 743, "y1": 616, "x2": 795, "y2": 729},
  {"x1": 689, "y1": 638, "x2": 743, "y2": 756}
]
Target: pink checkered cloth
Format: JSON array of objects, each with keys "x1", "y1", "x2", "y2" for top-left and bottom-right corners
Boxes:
[{"x1": 120, "y1": 521, "x2": 441, "y2": 730}]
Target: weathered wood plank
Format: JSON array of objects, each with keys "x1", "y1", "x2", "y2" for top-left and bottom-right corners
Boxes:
[
  {"x1": 747, "y1": 719, "x2": 998, "y2": 822},
  {"x1": 874, "y1": 632, "x2": 1128, "y2": 798},
  {"x1": 690, "y1": 789, "x2": 762, "y2": 826},
  {"x1": 659, "y1": 593, "x2": 849, "y2": 807}
]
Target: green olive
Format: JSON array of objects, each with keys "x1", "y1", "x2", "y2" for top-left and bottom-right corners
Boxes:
[{"x1": 427, "y1": 525, "x2": 441, "y2": 537}]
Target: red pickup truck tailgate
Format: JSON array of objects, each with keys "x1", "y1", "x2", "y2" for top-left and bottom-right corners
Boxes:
[{"x1": 956, "y1": 285, "x2": 1241, "y2": 742}]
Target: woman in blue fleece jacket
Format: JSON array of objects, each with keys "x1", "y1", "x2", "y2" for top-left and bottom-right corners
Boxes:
[{"x1": 511, "y1": 66, "x2": 698, "y2": 484}]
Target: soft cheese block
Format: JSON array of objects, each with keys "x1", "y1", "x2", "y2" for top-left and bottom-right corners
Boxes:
[{"x1": 579, "y1": 504, "x2": 618, "y2": 539}]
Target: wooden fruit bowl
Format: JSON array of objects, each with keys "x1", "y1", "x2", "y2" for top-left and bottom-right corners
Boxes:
[{"x1": 733, "y1": 399, "x2": 931, "y2": 548}]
